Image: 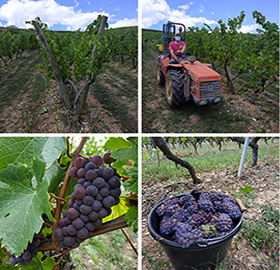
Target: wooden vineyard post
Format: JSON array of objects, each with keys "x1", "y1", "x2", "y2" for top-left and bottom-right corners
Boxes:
[
  {"x1": 80, "y1": 15, "x2": 108, "y2": 107},
  {"x1": 32, "y1": 21, "x2": 72, "y2": 110}
]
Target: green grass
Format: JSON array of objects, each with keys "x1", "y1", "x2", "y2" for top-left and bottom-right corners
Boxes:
[
  {"x1": 71, "y1": 228, "x2": 137, "y2": 270},
  {"x1": 143, "y1": 244, "x2": 173, "y2": 270},
  {"x1": 238, "y1": 200, "x2": 279, "y2": 270},
  {"x1": 142, "y1": 140, "x2": 279, "y2": 184}
]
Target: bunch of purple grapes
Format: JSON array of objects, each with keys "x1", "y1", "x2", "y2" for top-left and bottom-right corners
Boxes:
[
  {"x1": 9, "y1": 233, "x2": 41, "y2": 266},
  {"x1": 157, "y1": 191, "x2": 241, "y2": 249},
  {"x1": 54, "y1": 154, "x2": 121, "y2": 249}
]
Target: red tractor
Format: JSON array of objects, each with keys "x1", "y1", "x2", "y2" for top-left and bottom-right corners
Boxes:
[{"x1": 157, "y1": 21, "x2": 223, "y2": 108}]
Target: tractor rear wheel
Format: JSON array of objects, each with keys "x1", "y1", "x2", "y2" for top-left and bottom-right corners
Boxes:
[
  {"x1": 165, "y1": 69, "x2": 185, "y2": 108},
  {"x1": 156, "y1": 62, "x2": 165, "y2": 86}
]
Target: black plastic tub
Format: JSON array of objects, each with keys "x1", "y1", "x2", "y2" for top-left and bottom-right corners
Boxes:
[{"x1": 147, "y1": 191, "x2": 246, "y2": 270}]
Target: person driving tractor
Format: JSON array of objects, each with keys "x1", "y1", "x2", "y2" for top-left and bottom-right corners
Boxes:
[{"x1": 169, "y1": 32, "x2": 186, "y2": 63}]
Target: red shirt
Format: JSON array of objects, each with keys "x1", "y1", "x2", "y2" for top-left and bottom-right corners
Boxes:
[{"x1": 169, "y1": 41, "x2": 186, "y2": 56}]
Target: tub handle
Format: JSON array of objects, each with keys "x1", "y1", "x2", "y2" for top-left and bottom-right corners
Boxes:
[{"x1": 235, "y1": 198, "x2": 247, "y2": 213}]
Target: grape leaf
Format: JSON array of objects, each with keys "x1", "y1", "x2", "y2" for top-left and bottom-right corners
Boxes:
[
  {"x1": 123, "y1": 166, "x2": 138, "y2": 194},
  {"x1": 45, "y1": 163, "x2": 66, "y2": 193},
  {"x1": 21, "y1": 253, "x2": 55, "y2": 270},
  {"x1": 125, "y1": 206, "x2": 138, "y2": 232},
  {"x1": 124, "y1": 178, "x2": 138, "y2": 195},
  {"x1": 0, "y1": 137, "x2": 65, "y2": 172},
  {"x1": 0, "y1": 160, "x2": 52, "y2": 256},
  {"x1": 105, "y1": 137, "x2": 131, "y2": 151},
  {"x1": 109, "y1": 137, "x2": 138, "y2": 172}
]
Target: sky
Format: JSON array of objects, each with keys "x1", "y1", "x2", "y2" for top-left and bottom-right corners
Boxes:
[
  {"x1": 0, "y1": 0, "x2": 138, "y2": 30},
  {"x1": 0, "y1": 0, "x2": 278, "y2": 32},
  {"x1": 141, "y1": 0, "x2": 279, "y2": 33}
]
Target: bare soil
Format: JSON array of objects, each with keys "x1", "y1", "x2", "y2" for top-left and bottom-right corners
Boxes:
[{"x1": 142, "y1": 160, "x2": 279, "y2": 270}]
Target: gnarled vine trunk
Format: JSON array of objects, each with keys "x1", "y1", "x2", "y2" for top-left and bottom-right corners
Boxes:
[{"x1": 152, "y1": 137, "x2": 201, "y2": 184}]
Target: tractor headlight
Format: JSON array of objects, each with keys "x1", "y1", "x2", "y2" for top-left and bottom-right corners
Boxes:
[
  {"x1": 214, "y1": 97, "x2": 222, "y2": 103},
  {"x1": 198, "y1": 99, "x2": 207, "y2": 106}
]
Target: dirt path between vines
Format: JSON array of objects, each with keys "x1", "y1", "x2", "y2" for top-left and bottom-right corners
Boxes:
[
  {"x1": 142, "y1": 47, "x2": 279, "y2": 133},
  {"x1": 142, "y1": 160, "x2": 279, "y2": 270},
  {"x1": 0, "y1": 53, "x2": 137, "y2": 133}
]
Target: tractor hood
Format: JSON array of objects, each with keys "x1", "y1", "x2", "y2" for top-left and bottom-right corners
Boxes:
[{"x1": 182, "y1": 60, "x2": 221, "y2": 81}]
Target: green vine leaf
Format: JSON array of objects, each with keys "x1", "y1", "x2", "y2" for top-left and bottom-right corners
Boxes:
[
  {"x1": 105, "y1": 137, "x2": 131, "y2": 151},
  {"x1": 0, "y1": 137, "x2": 65, "y2": 172},
  {"x1": 123, "y1": 166, "x2": 138, "y2": 194},
  {"x1": 125, "y1": 206, "x2": 138, "y2": 233},
  {"x1": 107, "y1": 137, "x2": 138, "y2": 172},
  {"x1": 0, "y1": 159, "x2": 52, "y2": 256}
]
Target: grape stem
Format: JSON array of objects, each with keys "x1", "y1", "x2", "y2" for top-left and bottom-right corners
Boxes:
[
  {"x1": 50, "y1": 193, "x2": 67, "y2": 205},
  {"x1": 52, "y1": 137, "x2": 89, "y2": 244}
]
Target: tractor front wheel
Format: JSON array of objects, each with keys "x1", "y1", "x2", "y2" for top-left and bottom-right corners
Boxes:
[
  {"x1": 165, "y1": 69, "x2": 185, "y2": 108},
  {"x1": 156, "y1": 62, "x2": 165, "y2": 86}
]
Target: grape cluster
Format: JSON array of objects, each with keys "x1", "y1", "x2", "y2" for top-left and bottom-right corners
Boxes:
[
  {"x1": 157, "y1": 191, "x2": 241, "y2": 249},
  {"x1": 54, "y1": 154, "x2": 121, "y2": 249},
  {"x1": 156, "y1": 198, "x2": 180, "y2": 217},
  {"x1": 9, "y1": 233, "x2": 41, "y2": 266}
]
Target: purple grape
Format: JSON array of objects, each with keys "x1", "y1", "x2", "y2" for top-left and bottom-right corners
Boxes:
[
  {"x1": 54, "y1": 228, "x2": 64, "y2": 241},
  {"x1": 93, "y1": 218, "x2": 103, "y2": 227},
  {"x1": 77, "y1": 227, "x2": 89, "y2": 239},
  {"x1": 100, "y1": 187, "x2": 110, "y2": 197},
  {"x1": 92, "y1": 200, "x2": 102, "y2": 212},
  {"x1": 92, "y1": 177, "x2": 106, "y2": 189},
  {"x1": 80, "y1": 204, "x2": 92, "y2": 215},
  {"x1": 77, "y1": 168, "x2": 86, "y2": 178},
  {"x1": 102, "y1": 167, "x2": 115, "y2": 180},
  {"x1": 110, "y1": 188, "x2": 121, "y2": 199},
  {"x1": 72, "y1": 218, "x2": 84, "y2": 230},
  {"x1": 73, "y1": 187, "x2": 86, "y2": 199},
  {"x1": 86, "y1": 185, "x2": 98, "y2": 197},
  {"x1": 89, "y1": 155, "x2": 103, "y2": 166},
  {"x1": 85, "y1": 162, "x2": 96, "y2": 172},
  {"x1": 98, "y1": 208, "x2": 109, "y2": 218},
  {"x1": 102, "y1": 196, "x2": 115, "y2": 208},
  {"x1": 85, "y1": 170, "x2": 98, "y2": 181},
  {"x1": 88, "y1": 211, "x2": 98, "y2": 221},
  {"x1": 68, "y1": 208, "x2": 79, "y2": 220},
  {"x1": 83, "y1": 195, "x2": 94, "y2": 205},
  {"x1": 85, "y1": 222, "x2": 96, "y2": 232},
  {"x1": 69, "y1": 167, "x2": 78, "y2": 178},
  {"x1": 79, "y1": 214, "x2": 89, "y2": 223},
  {"x1": 78, "y1": 178, "x2": 87, "y2": 185},
  {"x1": 74, "y1": 157, "x2": 83, "y2": 168},
  {"x1": 66, "y1": 225, "x2": 77, "y2": 236},
  {"x1": 107, "y1": 176, "x2": 121, "y2": 188},
  {"x1": 64, "y1": 236, "x2": 75, "y2": 247}
]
